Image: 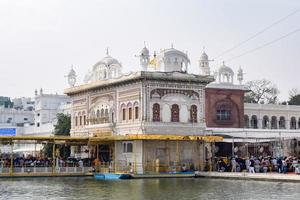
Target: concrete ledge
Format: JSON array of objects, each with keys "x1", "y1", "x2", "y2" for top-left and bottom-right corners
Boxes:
[
  {"x1": 195, "y1": 171, "x2": 300, "y2": 182},
  {"x1": 0, "y1": 173, "x2": 93, "y2": 178},
  {"x1": 132, "y1": 173, "x2": 196, "y2": 179}
]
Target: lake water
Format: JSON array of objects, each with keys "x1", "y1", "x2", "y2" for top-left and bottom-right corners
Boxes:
[{"x1": 0, "y1": 177, "x2": 300, "y2": 200}]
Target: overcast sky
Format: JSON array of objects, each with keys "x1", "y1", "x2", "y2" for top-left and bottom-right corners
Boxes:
[{"x1": 0, "y1": 0, "x2": 299, "y2": 101}]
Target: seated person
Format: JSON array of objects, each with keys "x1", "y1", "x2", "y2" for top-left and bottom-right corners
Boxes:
[{"x1": 181, "y1": 164, "x2": 187, "y2": 172}]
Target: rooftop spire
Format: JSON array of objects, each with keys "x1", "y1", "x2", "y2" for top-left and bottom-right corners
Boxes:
[{"x1": 106, "y1": 47, "x2": 109, "y2": 56}]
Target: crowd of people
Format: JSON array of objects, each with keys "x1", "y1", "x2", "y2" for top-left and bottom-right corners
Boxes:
[
  {"x1": 215, "y1": 156, "x2": 300, "y2": 174},
  {"x1": 0, "y1": 154, "x2": 93, "y2": 168}
]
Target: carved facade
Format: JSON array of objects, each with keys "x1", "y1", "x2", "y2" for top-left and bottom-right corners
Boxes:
[{"x1": 66, "y1": 71, "x2": 213, "y2": 137}]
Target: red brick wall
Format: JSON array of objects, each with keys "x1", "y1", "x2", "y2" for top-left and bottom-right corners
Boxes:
[{"x1": 205, "y1": 88, "x2": 245, "y2": 128}]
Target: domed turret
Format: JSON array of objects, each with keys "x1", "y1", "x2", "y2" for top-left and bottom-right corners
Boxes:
[
  {"x1": 156, "y1": 45, "x2": 190, "y2": 72},
  {"x1": 200, "y1": 52, "x2": 208, "y2": 60},
  {"x1": 139, "y1": 45, "x2": 150, "y2": 71},
  {"x1": 199, "y1": 51, "x2": 211, "y2": 75},
  {"x1": 141, "y1": 46, "x2": 149, "y2": 56},
  {"x1": 237, "y1": 66, "x2": 244, "y2": 85},
  {"x1": 218, "y1": 62, "x2": 234, "y2": 84},
  {"x1": 67, "y1": 66, "x2": 77, "y2": 87},
  {"x1": 84, "y1": 49, "x2": 122, "y2": 83}
]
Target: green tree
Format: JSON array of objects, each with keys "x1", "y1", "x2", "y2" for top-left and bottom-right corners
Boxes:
[
  {"x1": 244, "y1": 79, "x2": 279, "y2": 104},
  {"x1": 288, "y1": 88, "x2": 300, "y2": 105},
  {"x1": 43, "y1": 113, "x2": 71, "y2": 158}
]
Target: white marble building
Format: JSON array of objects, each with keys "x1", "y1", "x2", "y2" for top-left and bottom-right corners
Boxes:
[
  {"x1": 65, "y1": 46, "x2": 215, "y2": 172},
  {"x1": 244, "y1": 103, "x2": 300, "y2": 130},
  {"x1": 34, "y1": 89, "x2": 71, "y2": 127}
]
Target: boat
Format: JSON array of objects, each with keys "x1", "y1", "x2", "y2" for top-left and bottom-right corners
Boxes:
[{"x1": 93, "y1": 173, "x2": 132, "y2": 180}]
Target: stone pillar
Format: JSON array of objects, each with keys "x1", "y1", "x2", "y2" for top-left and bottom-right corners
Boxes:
[
  {"x1": 258, "y1": 119, "x2": 262, "y2": 129},
  {"x1": 199, "y1": 142, "x2": 205, "y2": 171},
  {"x1": 286, "y1": 119, "x2": 290, "y2": 130},
  {"x1": 134, "y1": 140, "x2": 144, "y2": 174}
]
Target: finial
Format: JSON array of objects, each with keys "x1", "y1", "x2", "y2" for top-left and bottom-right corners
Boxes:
[
  {"x1": 143, "y1": 41, "x2": 146, "y2": 47},
  {"x1": 171, "y1": 43, "x2": 174, "y2": 48},
  {"x1": 153, "y1": 51, "x2": 156, "y2": 57},
  {"x1": 106, "y1": 47, "x2": 109, "y2": 56},
  {"x1": 203, "y1": 46, "x2": 205, "y2": 52},
  {"x1": 222, "y1": 61, "x2": 225, "y2": 65}
]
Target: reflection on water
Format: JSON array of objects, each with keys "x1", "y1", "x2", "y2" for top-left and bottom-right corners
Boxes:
[{"x1": 0, "y1": 177, "x2": 300, "y2": 200}]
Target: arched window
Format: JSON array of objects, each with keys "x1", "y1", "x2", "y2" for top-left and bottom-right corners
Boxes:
[
  {"x1": 250, "y1": 115, "x2": 258, "y2": 129},
  {"x1": 152, "y1": 103, "x2": 160, "y2": 122},
  {"x1": 100, "y1": 108, "x2": 104, "y2": 117},
  {"x1": 128, "y1": 107, "x2": 133, "y2": 120},
  {"x1": 190, "y1": 105, "x2": 197, "y2": 123},
  {"x1": 271, "y1": 116, "x2": 277, "y2": 129},
  {"x1": 79, "y1": 116, "x2": 82, "y2": 126},
  {"x1": 127, "y1": 103, "x2": 133, "y2": 120},
  {"x1": 262, "y1": 116, "x2": 269, "y2": 129},
  {"x1": 75, "y1": 116, "x2": 78, "y2": 126},
  {"x1": 290, "y1": 117, "x2": 297, "y2": 129},
  {"x1": 122, "y1": 108, "x2": 126, "y2": 121},
  {"x1": 84, "y1": 115, "x2": 86, "y2": 125},
  {"x1": 171, "y1": 104, "x2": 180, "y2": 122},
  {"x1": 105, "y1": 109, "x2": 109, "y2": 117},
  {"x1": 135, "y1": 106, "x2": 139, "y2": 119},
  {"x1": 279, "y1": 116, "x2": 285, "y2": 129},
  {"x1": 123, "y1": 142, "x2": 133, "y2": 153},
  {"x1": 216, "y1": 104, "x2": 231, "y2": 121},
  {"x1": 244, "y1": 115, "x2": 249, "y2": 128}
]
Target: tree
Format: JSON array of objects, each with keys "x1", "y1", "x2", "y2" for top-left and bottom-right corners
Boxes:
[
  {"x1": 288, "y1": 88, "x2": 300, "y2": 105},
  {"x1": 43, "y1": 113, "x2": 71, "y2": 158},
  {"x1": 244, "y1": 79, "x2": 279, "y2": 104}
]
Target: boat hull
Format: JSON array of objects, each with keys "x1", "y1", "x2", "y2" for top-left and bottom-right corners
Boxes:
[{"x1": 94, "y1": 173, "x2": 131, "y2": 180}]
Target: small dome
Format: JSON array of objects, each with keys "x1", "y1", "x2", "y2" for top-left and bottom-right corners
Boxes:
[
  {"x1": 68, "y1": 67, "x2": 76, "y2": 76},
  {"x1": 200, "y1": 52, "x2": 208, "y2": 60},
  {"x1": 84, "y1": 52, "x2": 122, "y2": 83},
  {"x1": 218, "y1": 62, "x2": 234, "y2": 84},
  {"x1": 141, "y1": 47, "x2": 149, "y2": 56},
  {"x1": 219, "y1": 62, "x2": 234, "y2": 75},
  {"x1": 94, "y1": 55, "x2": 120, "y2": 67},
  {"x1": 156, "y1": 47, "x2": 190, "y2": 72}
]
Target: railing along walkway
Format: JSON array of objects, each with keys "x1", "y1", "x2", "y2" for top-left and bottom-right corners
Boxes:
[{"x1": 0, "y1": 166, "x2": 93, "y2": 177}]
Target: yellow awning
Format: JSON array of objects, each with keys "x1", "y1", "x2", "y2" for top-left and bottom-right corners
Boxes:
[
  {"x1": 0, "y1": 134, "x2": 222, "y2": 143},
  {"x1": 89, "y1": 134, "x2": 223, "y2": 142}
]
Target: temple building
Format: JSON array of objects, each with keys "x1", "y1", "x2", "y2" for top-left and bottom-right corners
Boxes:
[
  {"x1": 64, "y1": 45, "x2": 300, "y2": 173},
  {"x1": 64, "y1": 46, "x2": 221, "y2": 173}
]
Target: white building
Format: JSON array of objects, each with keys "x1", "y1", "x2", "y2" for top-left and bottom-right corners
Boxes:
[
  {"x1": 34, "y1": 89, "x2": 71, "y2": 127},
  {"x1": 0, "y1": 108, "x2": 34, "y2": 126},
  {"x1": 12, "y1": 97, "x2": 34, "y2": 111}
]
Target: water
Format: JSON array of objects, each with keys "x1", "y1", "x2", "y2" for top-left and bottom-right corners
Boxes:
[{"x1": 0, "y1": 177, "x2": 300, "y2": 200}]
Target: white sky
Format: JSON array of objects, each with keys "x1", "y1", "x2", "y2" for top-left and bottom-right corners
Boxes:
[{"x1": 0, "y1": 0, "x2": 299, "y2": 101}]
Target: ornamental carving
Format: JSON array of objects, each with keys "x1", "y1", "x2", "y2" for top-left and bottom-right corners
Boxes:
[{"x1": 150, "y1": 88, "x2": 199, "y2": 99}]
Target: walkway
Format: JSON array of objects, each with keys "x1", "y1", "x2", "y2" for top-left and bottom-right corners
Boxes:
[{"x1": 195, "y1": 171, "x2": 300, "y2": 182}]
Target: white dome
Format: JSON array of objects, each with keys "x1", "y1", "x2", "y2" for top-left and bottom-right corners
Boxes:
[
  {"x1": 218, "y1": 62, "x2": 234, "y2": 84},
  {"x1": 200, "y1": 52, "x2": 208, "y2": 60},
  {"x1": 219, "y1": 63, "x2": 234, "y2": 74},
  {"x1": 156, "y1": 47, "x2": 190, "y2": 72},
  {"x1": 141, "y1": 47, "x2": 149, "y2": 56},
  {"x1": 93, "y1": 55, "x2": 121, "y2": 69},
  {"x1": 84, "y1": 53, "x2": 122, "y2": 83}
]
